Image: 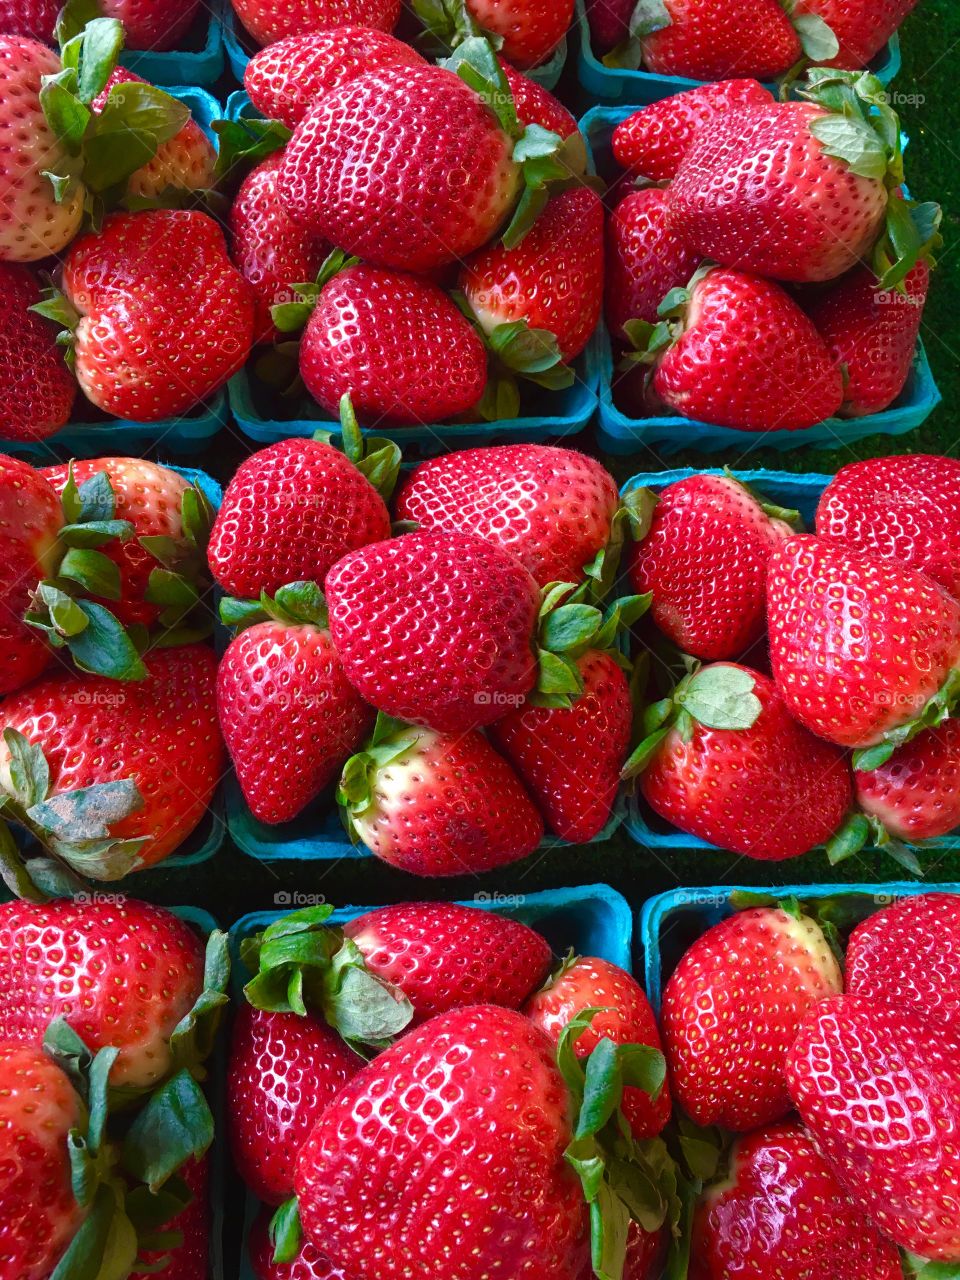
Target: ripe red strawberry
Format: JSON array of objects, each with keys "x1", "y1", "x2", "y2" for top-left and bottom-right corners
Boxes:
[
  {"x1": 218, "y1": 582, "x2": 375, "y2": 825},
  {"x1": 632, "y1": 663, "x2": 852, "y2": 860},
  {"x1": 0, "y1": 264, "x2": 75, "y2": 441},
  {"x1": 233, "y1": 0, "x2": 400, "y2": 46},
  {"x1": 804, "y1": 261, "x2": 930, "y2": 416},
  {"x1": 295, "y1": 1006, "x2": 589, "y2": 1280},
  {"x1": 461, "y1": 0, "x2": 573, "y2": 68},
  {"x1": 339, "y1": 722, "x2": 544, "y2": 876},
  {"x1": 60, "y1": 210, "x2": 255, "y2": 422},
  {"x1": 663, "y1": 905, "x2": 842, "y2": 1131},
  {"x1": 627, "y1": 473, "x2": 795, "y2": 661},
  {"x1": 690, "y1": 1121, "x2": 903, "y2": 1280},
  {"x1": 131, "y1": 1155, "x2": 210, "y2": 1280},
  {"x1": 244, "y1": 28, "x2": 425, "y2": 129},
  {"x1": 639, "y1": 267, "x2": 843, "y2": 431},
  {"x1": 611, "y1": 79, "x2": 771, "y2": 182},
  {"x1": 0, "y1": 0, "x2": 59, "y2": 40},
  {"x1": 0, "y1": 645, "x2": 224, "y2": 878},
  {"x1": 640, "y1": 0, "x2": 801, "y2": 79},
  {"x1": 500, "y1": 59, "x2": 579, "y2": 140},
  {"x1": 393, "y1": 444, "x2": 621, "y2": 589},
  {"x1": 767, "y1": 535, "x2": 960, "y2": 753},
  {"x1": 815, "y1": 454, "x2": 960, "y2": 599},
  {"x1": 526, "y1": 956, "x2": 671, "y2": 1139},
  {"x1": 344, "y1": 901, "x2": 552, "y2": 1022},
  {"x1": 788, "y1": 995, "x2": 960, "y2": 1261},
  {"x1": 855, "y1": 718, "x2": 960, "y2": 844},
  {"x1": 459, "y1": 186, "x2": 603, "y2": 364},
  {"x1": 297, "y1": 263, "x2": 488, "y2": 424},
  {"x1": 228, "y1": 1003, "x2": 363, "y2": 1203},
  {"x1": 846, "y1": 892, "x2": 960, "y2": 1026},
  {"x1": 0, "y1": 1042, "x2": 86, "y2": 1279},
  {"x1": 249, "y1": 1209, "x2": 348, "y2": 1280},
  {"x1": 0, "y1": 453, "x2": 61, "y2": 695},
  {"x1": 791, "y1": 0, "x2": 919, "y2": 67},
  {"x1": 102, "y1": 0, "x2": 202, "y2": 50},
  {"x1": 605, "y1": 188, "x2": 700, "y2": 337}
]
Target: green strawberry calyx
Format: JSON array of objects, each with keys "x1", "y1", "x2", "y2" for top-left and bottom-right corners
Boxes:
[
  {"x1": 600, "y1": 0, "x2": 674, "y2": 72},
  {"x1": 621, "y1": 662, "x2": 763, "y2": 780},
  {"x1": 825, "y1": 810, "x2": 925, "y2": 878},
  {"x1": 619, "y1": 265, "x2": 716, "y2": 385},
  {"x1": 338, "y1": 713, "x2": 427, "y2": 840},
  {"x1": 413, "y1": 0, "x2": 499, "y2": 57},
  {"x1": 241, "y1": 897, "x2": 415, "y2": 1052},
  {"x1": 312, "y1": 393, "x2": 402, "y2": 504},
  {"x1": 903, "y1": 1252, "x2": 960, "y2": 1279},
  {"x1": 852, "y1": 666, "x2": 960, "y2": 772},
  {"x1": 220, "y1": 579, "x2": 329, "y2": 634},
  {"x1": 270, "y1": 248, "x2": 359, "y2": 336},
  {"x1": 139, "y1": 479, "x2": 218, "y2": 649},
  {"x1": 779, "y1": 2, "x2": 840, "y2": 64},
  {"x1": 581, "y1": 486, "x2": 661, "y2": 602},
  {"x1": 533, "y1": 583, "x2": 651, "y2": 709},
  {"x1": 212, "y1": 115, "x2": 292, "y2": 184}
]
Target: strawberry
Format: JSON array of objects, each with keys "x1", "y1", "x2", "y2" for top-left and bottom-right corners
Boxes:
[
  {"x1": 244, "y1": 28, "x2": 425, "y2": 129},
  {"x1": 0, "y1": 454, "x2": 62, "y2": 695},
  {"x1": 338, "y1": 719, "x2": 544, "y2": 875},
  {"x1": 788, "y1": 994, "x2": 960, "y2": 1261},
  {"x1": 459, "y1": 186, "x2": 604, "y2": 365},
  {"x1": 605, "y1": 188, "x2": 700, "y2": 337},
  {"x1": 393, "y1": 444, "x2": 622, "y2": 590},
  {"x1": 232, "y1": 0, "x2": 400, "y2": 47},
  {"x1": 629, "y1": 663, "x2": 852, "y2": 860},
  {"x1": 815, "y1": 454, "x2": 960, "y2": 598},
  {"x1": 101, "y1": 0, "x2": 203, "y2": 50},
  {"x1": 343, "y1": 901, "x2": 553, "y2": 1022},
  {"x1": 791, "y1": 0, "x2": 920, "y2": 67},
  {"x1": 662, "y1": 905, "x2": 842, "y2": 1131},
  {"x1": 0, "y1": 264, "x2": 76, "y2": 442},
  {"x1": 416, "y1": 0, "x2": 574, "y2": 70},
  {"x1": 526, "y1": 956, "x2": 671, "y2": 1139},
  {"x1": 766, "y1": 535, "x2": 960, "y2": 757},
  {"x1": 130, "y1": 1155, "x2": 210, "y2": 1280},
  {"x1": 0, "y1": 0, "x2": 59, "y2": 40},
  {"x1": 0, "y1": 645, "x2": 224, "y2": 886},
  {"x1": 854, "y1": 718, "x2": 960, "y2": 848},
  {"x1": 804, "y1": 261, "x2": 930, "y2": 416},
  {"x1": 500, "y1": 58, "x2": 579, "y2": 140},
  {"x1": 581, "y1": 1225, "x2": 665, "y2": 1280},
  {"x1": 630, "y1": 266, "x2": 843, "y2": 431},
  {"x1": 638, "y1": 0, "x2": 801, "y2": 79},
  {"x1": 611, "y1": 80, "x2": 771, "y2": 182},
  {"x1": 690, "y1": 1121, "x2": 903, "y2": 1280},
  {"x1": 627, "y1": 473, "x2": 796, "y2": 661},
  {"x1": 207, "y1": 406, "x2": 395, "y2": 601},
  {"x1": 249, "y1": 1209, "x2": 348, "y2": 1279},
  {"x1": 218, "y1": 581, "x2": 375, "y2": 825}
]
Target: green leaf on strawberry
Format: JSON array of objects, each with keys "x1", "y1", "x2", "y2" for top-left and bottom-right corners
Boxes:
[{"x1": 121, "y1": 1070, "x2": 214, "y2": 1194}]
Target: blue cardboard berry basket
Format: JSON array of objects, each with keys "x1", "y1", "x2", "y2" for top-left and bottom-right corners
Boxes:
[
  {"x1": 0, "y1": 89, "x2": 231, "y2": 462},
  {"x1": 580, "y1": 105, "x2": 940, "y2": 457},
  {"x1": 223, "y1": 91, "x2": 600, "y2": 454},
  {"x1": 119, "y1": 8, "x2": 224, "y2": 85},
  {"x1": 574, "y1": 0, "x2": 901, "y2": 104},
  {"x1": 619, "y1": 466, "x2": 960, "y2": 873},
  {"x1": 228, "y1": 883, "x2": 633, "y2": 1280}
]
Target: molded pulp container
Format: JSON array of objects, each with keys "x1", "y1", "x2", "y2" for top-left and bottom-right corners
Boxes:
[
  {"x1": 1, "y1": 90, "x2": 230, "y2": 461},
  {"x1": 575, "y1": 0, "x2": 901, "y2": 104},
  {"x1": 223, "y1": 92, "x2": 599, "y2": 454},
  {"x1": 120, "y1": 9, "x2": 224, "y2": 85},
  {"x1": 228, "y1": 883, "x2": 633, "y2": 1279},
  {"x1": 619, "y1": 467, "x2": 960, "y2": 864},
  {"x1": 581, "y1": 105, "x2": 940, "y2": 457}
]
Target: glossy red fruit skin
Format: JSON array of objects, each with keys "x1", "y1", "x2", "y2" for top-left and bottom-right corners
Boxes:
[
  {"x1": 491, "y1": 650, "x2": 631, "y2": 841},
  {"x1": 767, "y1": 535, "x2": 960, "y2": 748},
  {"x1": 662, "y1": 907, "x2": 842, "y2": 1131},
  {"x1": 0, "y1": 453, "x2": 61, "y2": 694},
  {"x1": 101, "y1": 0, "x2": 200, "y2": 50},
  {"x1": 461, "y1": 186, "x2": 603, "y2": 362},
  {"x1": 344, "y1": 902, "x2": 552, "y2": 1023},
  {"x1": 641, "y1": 0, "x2": 800, "y2": 78},
  {"x1": 846, "y1": 892, "x2": 960, "y2": 1027},
  {"x1": 228, "y1": 1004, "x2": 362, "y2": 1204},
  {"x1": 628, "y1": 473, "x2": 792, "y2": 661},
  {"x1": 669, "y1": 102, "x2": 888, "y2": 283},
  {"x1": 804, "y1": 261, "x2": 928, "y2": 417},
  {"x1": 586, "y1": 0, "x2": 641, "y2": 52},
  {"x1": 0, "y1": 646, "x2": 224, "y2": 868},
  {"x1": 526, "y1": 956, "x2": 671, "y2": 1139},
  {"x1": 394, "y1": 444, "x2": 619, "y2": 589},
  {"x1": 612, "y1": 80, "x2": 771, "y2": 182},
  {"x1": 0, "y1": 1042, "x2": 85, "y2": 1280},
  {"x1": 689, "y1": 1121, "x2": 903, "y2": 1280},
  {"x1": 815, "y1": 453, "x2": 960, "y2": 599},
  {"x1": 788, "y1": 994, "x2": 960, "y2": 1261},
  {"x1": 131, "y1": 1156, "x2": 209, "y2": 1280},
  {"x1": 232, "y1": 0, "x2": 400, "y2": 46},
  {"x1": 0, "y1": 0, "x2": 60, "y2": 40},
  {"x1": 326, "y1": 532, "x2": 541, "y2": 733},
  {"x1": 62, "y1": 210, "x2": 255, "y2": 422},
  {"x1": 0, "y1": 897, "x2": 204, "y2": 1089},
  {"x1": 469, "y1": 0, "x2": 573, "y2": 69},
  {"x1": 500, "y1": 60, "x2": 578, "y2": 138},
  {"x1": 0, "y1": 264, "x2": 75, "y2": 440},
  {"x1": 229, "y1": 153, "x2": 329, "y2": 343},
  {"x1": 791, "y1": 0, "x2": 919, "y2": 67},
  {"x1": 218, "y1": 619, "x2": 374, "y2": 825},
  {"x1": 295, "y1": 1005, "x2": 589, "y2": 1280},
  {"x1": 279, "y1": 64, "x2": 518, "y2": 273},
  {"x1": 249, "y1": 1207, "x2": 349, "y2": 1280},
  {"x1": 299, "y1": 265, "x2": 488, "y2": 425},
  {"x1": 605, "y1": 189, "x2": 700, "y2": 338},
  {"x1": 855, "y1": 719, "x2": 960, "y2": 842},
  {"x1": 642, "y1": 664, "x2": 853, "y2": 860},
  {"x1": 350, "y1": 728, "x2": 545, "y2": 877},
  {"x1": 245, "y1": 28, "x2": 424, "y2": 129},
  {"x1": 652, "y1": 269, "x2": 844, "y2": 431},
  {"x1": 208, "y1": 437, "x2": 391, "y2": 601}
]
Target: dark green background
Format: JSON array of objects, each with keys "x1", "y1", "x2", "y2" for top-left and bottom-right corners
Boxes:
[{"x1": 136, "y1": 0, "x2": 960, "y2": 925}]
